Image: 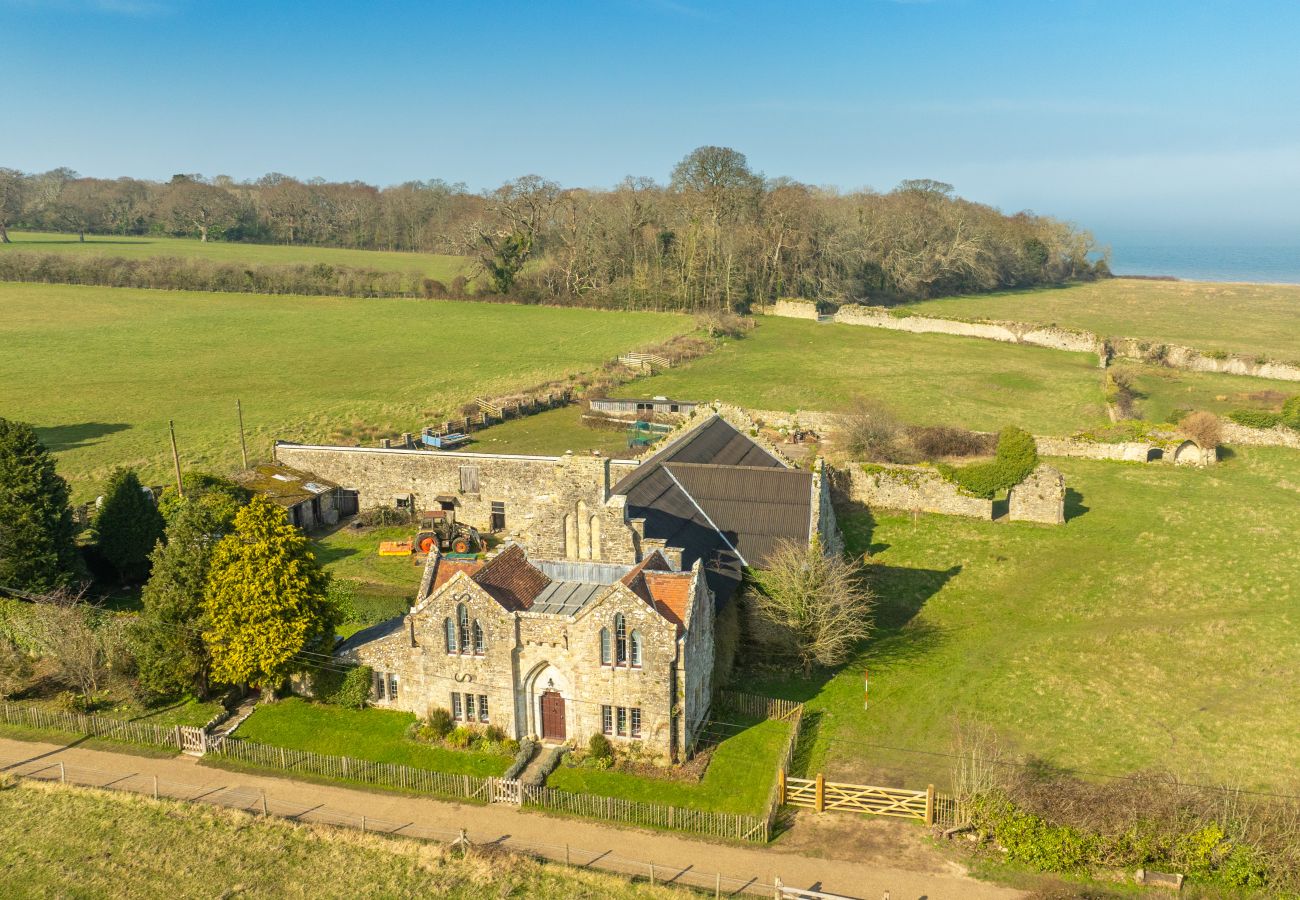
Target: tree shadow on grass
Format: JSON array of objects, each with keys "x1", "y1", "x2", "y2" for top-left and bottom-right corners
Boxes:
[
  {"x1": 1065, "y1": 487, "x2": 1090, "y2": 521},
  {"x1": 35, "y1": 422, "x2": 131, "y2": 453},
  {"x1": 310, "y1": 543, "x2": 361, "y2": 567}
]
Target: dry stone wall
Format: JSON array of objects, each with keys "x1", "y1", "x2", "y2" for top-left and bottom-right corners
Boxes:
[
  {"x1": 769, "y1": 303, "x2": 1300, "y2": 382},
  {"x1": 1220, "y1": 421, "x2": 1300, "y2": 450}
]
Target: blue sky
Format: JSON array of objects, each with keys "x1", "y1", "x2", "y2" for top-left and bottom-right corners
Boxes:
[{"x1": 3, "y1": 0, "x2": 1299, "y2": 246}]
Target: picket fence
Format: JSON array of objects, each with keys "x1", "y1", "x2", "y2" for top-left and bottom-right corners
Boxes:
[
  {"x1": 0, "y1": 700, "x2": 183, "y2": 751},
  {"x1": 716, "y1": 690, "x2": 803, "y2": 722},
  {"x1": 524, "y1": 785, "x2": 769, "y2": 843},
  {"x1": 211, "y1": 737, "x2": 495, "y2": 803}
]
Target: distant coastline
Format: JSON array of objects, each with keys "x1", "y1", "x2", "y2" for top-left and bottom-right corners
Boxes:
[{"x1": 1107, "y1": 243, "x2": 1300, "y2": 285}]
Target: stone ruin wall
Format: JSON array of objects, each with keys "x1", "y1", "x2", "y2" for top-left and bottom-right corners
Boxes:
[
  {"x1": 837, "y1": 464, "x2": 994, "y2": 520},
  {"x1": 1219, "y1": 421, "x2": 1300, "y2": 450},
  {"x1": 769, "y1": 303, "x2": 1300, "y2": 382},
  {"x1": 1008, "y1": 464, "x2": 1066, "y2": 525}
]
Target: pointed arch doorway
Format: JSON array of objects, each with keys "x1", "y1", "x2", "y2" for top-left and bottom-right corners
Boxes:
[{"x1": 540, "y1": 690, "x2": 566, "y2": 741}]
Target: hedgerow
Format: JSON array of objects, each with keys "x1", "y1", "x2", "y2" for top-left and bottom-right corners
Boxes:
[
  {"x1": 1228, "y1": 409, "x2": 1282, "y2": 430},
  {"x1": 937, "y1": 427, "x2": 1038, "y2": 498}
]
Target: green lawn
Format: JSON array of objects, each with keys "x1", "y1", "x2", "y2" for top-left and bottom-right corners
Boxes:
[
  {"x1": 311, "y1": 524, "x2": 421, "y2": 637},
  {"x1": 546, "y1": 717, "x2": 790, "y2": 815},
  {"x1": 468, "y1": 405, "x2": 643, "y2": 458},
  {"x1": 750, "y1": 446, "x2": 1300, "y2": 793},
  {"x1": 0, "y1": 282, "x2": 690, "y2": 500},
  {"x1": 235, "y1": 698, "x2": 510, "y2": 777},
  {"x1": 897, "y1": 279, "x2": 1300, "y2": 363},
  {"x1": 0, "y1": 781, "x2": 685, "y2": 899},
  {"x1": 1, "y1": 229, "x2": 472, "y2": 282},
  {"x1": 614, "y1": 316, "x2": 1111, "y2": 435}
]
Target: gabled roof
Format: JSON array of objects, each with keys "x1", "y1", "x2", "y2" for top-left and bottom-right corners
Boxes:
[
  {"x1": 612, "y1": 416, "x2": 784, "y2": 497},
  {"x1": 612, "y1": 416, "x2": 812, "y2": 609},
  {"x1": 431, "y1": 559, "x2": 484, "y2": 594},
  {"x1": 662, "y1": 463, "x2": 812, "y2": 567},
  {"x1": 471, "y1": 543, "x2": 551, "y2": 611}
]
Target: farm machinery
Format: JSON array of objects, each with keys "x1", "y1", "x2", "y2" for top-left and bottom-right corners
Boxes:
[{"x1": 414, "y1": 510, "x2": 483, "y2": 556}]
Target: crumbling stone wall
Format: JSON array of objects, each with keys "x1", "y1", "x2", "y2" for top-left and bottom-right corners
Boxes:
[
  {"x1": 1008, "y1": 464, "x2": 1066, "y2": 524},
  {"x1": 1220, "y1": 421, "x2": 1300, "y2": 450},
  {"x1": 826, "y1": 306, "x2": 1105, "y2": 360},
  {"x1": 1035, "y1": 436, "x2": 1159, "y2": 462},
  {"x1": 839, "y1": 464, "x2": 993, "y2": 519},
  {"x1": 771, "y1": 298, "x2": 822, "y2": 319}
]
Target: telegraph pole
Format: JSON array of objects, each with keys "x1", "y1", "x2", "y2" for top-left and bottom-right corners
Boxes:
[
  {"x1": 237, "y1": 399, "x2": 249, "y2": 470},
  {"x1": 169, "y1": 420, "x2": 184, "y2": 497}
]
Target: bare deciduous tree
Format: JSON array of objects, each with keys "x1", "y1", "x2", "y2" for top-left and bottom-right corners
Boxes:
[
  {"x1": 752, "y1": 539, "x2": 875, "y2": 674},
  {"x1": 3, "y1": 591, "x2": 130, "y2": 698}
]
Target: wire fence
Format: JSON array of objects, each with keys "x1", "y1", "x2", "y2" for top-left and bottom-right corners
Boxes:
[{"x1": 0, "y1": 754, "x2": 789, "y2": 898}]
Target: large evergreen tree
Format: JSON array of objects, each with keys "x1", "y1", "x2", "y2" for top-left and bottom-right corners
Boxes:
[
  {"x1": 203, "y1": 497, "x2": 336, "y2": 693},
  {"x1": 0, "y1": 418, "x2": 80, "y2": 592},
  {"x1": 134, "y1": 500, "x2": 224, "y2": 699},
  {"x1": 94, "y1": 467, "x2": 165, "y2": 583}
]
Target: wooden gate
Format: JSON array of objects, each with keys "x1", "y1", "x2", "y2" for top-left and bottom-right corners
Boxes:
[
  {"x1": 540, "y1": 691, "x2": 566, "y2": 741},
  {"x1": 178, "y1": 726, "x2": 207, "y2": 757},
  {"x1": 492, "y1": 777, "x2": 522, "y2": 806},
  {"x1": 783, "y1": 774, "x2": 936, "y2": 824}
]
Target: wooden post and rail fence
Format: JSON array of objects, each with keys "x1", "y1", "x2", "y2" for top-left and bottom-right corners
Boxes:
[{"x1": 778, "y1": 771, "x2": 959, "y2": 827}]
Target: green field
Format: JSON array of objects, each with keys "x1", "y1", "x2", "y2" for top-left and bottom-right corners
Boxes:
[
  {"x1": 898, "y1": 279, "x2": 1300, "y2": 362},
  {"x1": 615, "y1": 316, "x2": 1110, "y2": 434},
  {"x1": 0, "y1": 780, "x2": 682, "y2": 899},
  {"x1": 1, "y1": 230, "x2": 472, "y2": 281},
  {"x1": 235, "y1": 698, "x2": 511, "y2": 777},
  {"x1": 547, "y1": 717, "x2": 790, "y2": 815},
  {"x1": 749, "y1": 446, "x2": 1300, "y2": 792},
  {"x1": 0, "y1": 282, "x2": 690, "y2": 500},
  {"x1": 1116, "y1": 361, "x2": 1298, "y2": 423},
  {"x1": 468, "y1": 405, "x2": 641, "y2": 458}
]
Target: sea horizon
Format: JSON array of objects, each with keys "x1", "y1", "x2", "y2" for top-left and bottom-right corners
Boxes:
[{"x1": 1104, "y1": 242, "x2": 1300, "y2": 285}]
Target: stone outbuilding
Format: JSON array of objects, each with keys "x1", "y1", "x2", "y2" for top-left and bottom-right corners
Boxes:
[
  {"x1": 235, "y1": 462, "x2": 354, "y2": 531},
  {"x1": 338, "y1": 545, "x2": 714, "y2": 761}
]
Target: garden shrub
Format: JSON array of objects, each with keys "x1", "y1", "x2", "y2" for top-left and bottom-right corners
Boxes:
[
  {"x1": 484, "y1": 724, "x2": 506, "y2": 743},
  {"x1": 1282, "y1": 395, "x2": 1300, "y2": 430},
  {"x1": 1228, "y1": 409, "x2": 1282, "y2": 429},
  {"x1": 1178, "y1": 411, "x2": 1222, "y2": 449},
  {"x1": 446, "y1": 725, "x2": 473, "y2": 749},
  {"x1": 503, "y1": 737, "x2": 536, "y2": 780},
  {"x1": 425, "y1": 706, "x2": 454, "y2": 739},
  {"x1": 905, "y1": 425, "x2": 994, "y2": 459},
  {"x1": 587, "y1": 732, "x2": 613, "y2": 761},
  {"x1": 328, "y1": 665, "x2": 372, "y2": 710},
  {"x1": 938, "y1": 427, "x2": 1038, "y2": 498}
]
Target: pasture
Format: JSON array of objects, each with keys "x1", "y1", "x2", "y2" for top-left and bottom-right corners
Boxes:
[
  {"x1": 896, "y1": 278, "x2": 1300, "y2": 363},
  {"x1": 750, "y1": 446, "x2": 1300, "y2": 792},
  {"x1": 0, "y1": 282, "x2": 689, "y2": 500},
  {"x1": 615, "y1": 316, "x2": 1110, "y2": 434},
  {"x1": 1, "y1": 230, "x2": 472, "y2": 282},
  {"x1": 0, "y1": 780, "x2": 683, "y2": 898}
]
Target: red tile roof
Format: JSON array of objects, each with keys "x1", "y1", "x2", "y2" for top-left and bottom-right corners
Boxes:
[
  {"x1": 431, "y1": 558, "x2": 484, "y2": 594},
  {"x1": 642, "y1": 571, "x2": 693, "y2": 626}
]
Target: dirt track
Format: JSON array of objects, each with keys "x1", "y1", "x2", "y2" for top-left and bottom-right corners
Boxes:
[{"x1": 0, "y1": 736, "x2": 1021, "y2": 899}]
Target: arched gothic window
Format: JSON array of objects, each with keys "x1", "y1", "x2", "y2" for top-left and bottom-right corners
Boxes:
[
  {"x1": 630, "y1": 630, "x2": 643, "y2": 667},
  {"x1": 472, "y1": 620, "x2": 485, "y2": 655},
  {"x1": 457, "y1": 603, "x2": 470, "y2": 654},
  {"x1": 599, "y1": 627, "x2": 611, "y2": 665},
  {"x1": 614, "y1": 613, "x2": 627, "y2": 665},
  {"x1": 444, "y1": 617, "x2": 456, "y2": 654}
]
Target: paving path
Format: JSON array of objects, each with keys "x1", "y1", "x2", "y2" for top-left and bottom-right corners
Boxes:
[{"x1": 0, "y1": 737, "x2": 1020, "y2": 900}]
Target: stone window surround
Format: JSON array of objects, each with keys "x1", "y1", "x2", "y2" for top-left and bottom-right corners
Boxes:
[{"x1": 601, "y1": 704, "x2": 642, "y2": 739}]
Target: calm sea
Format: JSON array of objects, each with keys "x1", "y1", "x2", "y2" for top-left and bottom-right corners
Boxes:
[{"x1": 1106, "y1": 244, "x2": 1300, "y2": 284}]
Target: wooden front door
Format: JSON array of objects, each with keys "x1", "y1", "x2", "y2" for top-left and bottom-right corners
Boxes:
[{"x1": 540, "y1": 690, "x2": 566, "y2": 741}]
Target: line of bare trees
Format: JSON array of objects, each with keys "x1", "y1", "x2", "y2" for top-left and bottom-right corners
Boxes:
[{"x1": 0, "y1": 148, "x2": 1107, "y2": 310}]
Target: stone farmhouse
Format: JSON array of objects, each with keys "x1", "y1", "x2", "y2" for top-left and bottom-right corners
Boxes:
[{"x1": 276, "y1": 408, "x2": 838, "y2": 759}]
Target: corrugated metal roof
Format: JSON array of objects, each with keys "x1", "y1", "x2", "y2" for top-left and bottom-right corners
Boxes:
[{"x1": 612, "y1": 416, "x2": 783, "y2": 497}]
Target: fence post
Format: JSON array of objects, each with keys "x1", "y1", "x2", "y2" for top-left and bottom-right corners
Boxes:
[
  {"x1": 153, "y1": 775, "x2": 158, "y2": 800},
  {"x1": 361, "y1": 815, "x2": 367, "y2": 833},
  {"x1": 778, "y1": 769, "x2": 786, "y2": 805},
  {"x1": 715, "y1": 872, "x2": 721, "y2": 898},
  {"x1": 925, "y1": 784, "x2": 936, "y2": 826},
  {"x1": 774, "y1": 875, "x2": 783, "y2": 899},
  {"x1": 649, "y1": 863, "x2": 655, "y2": 885},
  {"x1": 59, "y1": 762, "x2": 66, "y2": 783},
  {"x1": 814, "y1": 773, "x2": 824, "y2": 813},
  {"x1": 261, "y1": 791, "x2": 268, "y2": 816}
]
